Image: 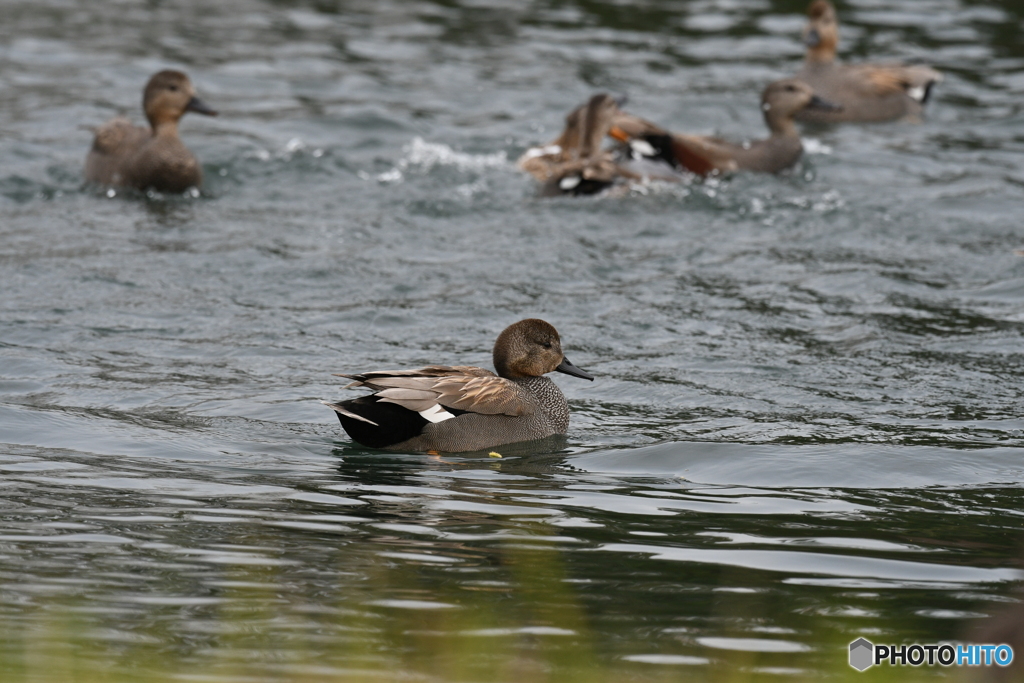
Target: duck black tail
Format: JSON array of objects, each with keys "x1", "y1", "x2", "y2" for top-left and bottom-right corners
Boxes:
[
  {"x1": 643, "y1": 133, "x2": 680, "y2": 167},
  {"x1": 921, "y1": 80, "x2": 937, "y2": 104},
  {"x1": 326, "y1": 395, "x2": 428, "y2": 449}
]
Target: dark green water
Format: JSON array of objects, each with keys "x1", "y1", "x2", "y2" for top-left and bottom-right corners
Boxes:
[{"x1": 2, "y1": 0, "x2": 1024, "y2": 680}]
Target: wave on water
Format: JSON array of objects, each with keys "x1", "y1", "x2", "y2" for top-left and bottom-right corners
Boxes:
[{"x1": 569, "y1": 441, "x2": 1024, "y2": 489}]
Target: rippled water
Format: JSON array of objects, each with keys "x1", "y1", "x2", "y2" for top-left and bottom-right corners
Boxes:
[{"x1": 2, "y1": 0, "x2": 1024, "y2": 680}]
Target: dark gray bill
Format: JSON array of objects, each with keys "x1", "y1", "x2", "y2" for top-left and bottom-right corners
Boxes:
[
  {"x1": 803, "y1": 28, "x2": 821, "y2": 47},
  {"x1": 556, "y1": 356, "x2": 594, "y2": 381},
  {"x1": 805, "y1": 94, "x2": 842, "y2": 112},
  {"x1": 186, "y1": 96, "x2": 218, "y2": 116}
]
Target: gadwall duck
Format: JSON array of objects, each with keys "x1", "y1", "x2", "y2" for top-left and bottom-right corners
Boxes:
[
  {"x1": 84, "y1": 70, "x2": 217, "y2": 192},
  {"x1": 323, "y1": 319, "x2": 594, "y2": 452},
  {"x1": 609, "y1": 79, "x2": 840, "y2": 176},
  {"x1": 518, "y1": 94, "x2": 629, "y2": 196},
  {"x1": 795, "y1": 0, "x2": 941, "y2": 123}
]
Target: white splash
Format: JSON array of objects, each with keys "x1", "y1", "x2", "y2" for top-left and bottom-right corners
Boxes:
[
  {"x1": 811, "y1": 189, "x2": 845, "y2": 212},
  {"x1": 366, "y1": 137, "x2": 509, "y2": 185},
  {"x1": 801, "y1": 137, "x2": 833, "y2": 155},
  {"x1": 456, "y1": 180, "x2": 489, "y2": 197},
  {"x1": 376, "y1": 168, "x2": 403, "y2": 183},
  {"x1": 401, "y1": 137, "x2": 507, "y2": 171},
  {"x1": 521, "y1": 144, "x2": 561, "y2": 160}
]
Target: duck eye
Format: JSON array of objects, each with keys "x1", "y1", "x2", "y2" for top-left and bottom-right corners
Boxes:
[
  {"x1": 540, "y1": 341, "x2": 553, "y2": 349},
  {"x1": 168, "y1": 85, "x2": 178, "y2": 92}
]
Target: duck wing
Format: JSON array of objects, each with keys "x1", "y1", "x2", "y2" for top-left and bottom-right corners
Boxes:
[
  {"x1": 610, "y1": 114, "x2": 685, "y2": 170},
  {"x1": 665, "y1": 134, "x2": 740, "y2": 175},
  {"x1": 520, "y1": 93, "x2": 627, "y2": 191},
  {"x1": 89, "y1": 117, "x2": 149, "y2": 155},
  {"x1": 610, "y1": 114, "x2": 738, "y2": 176},
  {"x1": 85, "y1": 118, "x2": 152, "y2": 186},
  {"x1": 843, "y1": 63, "x2": 943, "y2": 103},
  {"x1": 517, "y1": 101, "x2": 589, "y2": 181},
  {"x1": 335, "y1": 366, "x2": 537, "y2": 417}
]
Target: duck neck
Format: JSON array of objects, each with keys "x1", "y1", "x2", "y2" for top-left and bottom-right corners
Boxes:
[
  {"x1": 806, "y1": 24, "x2": 838, "y2": 65},
  {"x1": 493, "y1": 345, "x2": 533, "y2": 379},
  {"x1": 806, "y1": 44, "x2": 835, "y2": 65},
  {"x1": 513, "y1": 375, "x2": 569, "y2": 431},
  {"x1": 150, "y1": 119, "x2": 181, "y2": 138},
  {"x1": 766, "y1": 115, "x2": 798, "y2": 138}
]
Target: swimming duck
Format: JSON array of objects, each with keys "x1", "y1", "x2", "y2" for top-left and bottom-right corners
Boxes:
[
  {"x1": 795, "y1": 0, "x2": 941, "y2": 123},
  {"x1": 84, "y1": 70, "x2": 217, "y2": 192},
  {"x1": 323, "y1": 318, "x2": 594, "y2": 453},
  {"x1": 518, "y1": 93, "x2": 629, "y2": 196},
  {"x1": 609, "y1": 79, "x2": 840, "y2": 176}
]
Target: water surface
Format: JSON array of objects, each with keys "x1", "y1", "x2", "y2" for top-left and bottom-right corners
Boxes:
[{"x1": 2, "y1": 0, "x2": 1024, "y2": 680}]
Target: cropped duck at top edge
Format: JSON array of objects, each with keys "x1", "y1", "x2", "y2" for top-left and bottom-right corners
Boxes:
[
  {"x1": 322, "y1": 318, "x2": 594, "y2": 453},
  {"x1": 84, "y1": 70, "x2": 217, "y2": 193},
  {"x1": 794, "y1": 0, "x2": 942, "y2": 123},
  {"x1": 609, "y1": 79, "x2": 841, "y2": 176}
]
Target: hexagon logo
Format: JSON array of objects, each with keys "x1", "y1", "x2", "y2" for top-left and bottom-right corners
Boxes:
[{"x1": 849, "y1": 638, "x2": 874, "y2": 671}]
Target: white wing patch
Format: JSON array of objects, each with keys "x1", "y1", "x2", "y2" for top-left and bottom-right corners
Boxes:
[
  {"x1": 419, "y1": 404, "x2": 456, "y2": 423},
  {"x1": 907, "y1": 85, "x2": 925, "y2": 102},
  {"x1": 630, "y1": 139, "x2": 657, "y2": 158},
  {"x1": 559, "y1": 175, "x2": 582, "y2": 190}
]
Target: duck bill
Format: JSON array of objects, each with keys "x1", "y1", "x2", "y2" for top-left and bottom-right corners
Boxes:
[
  {"x1": 804, "y1": 94, "x2": 842, "y2": 113},
  {"x1": 186, "y1": 96, "x2": 218, "y2": 116},
  {"x1": 556, "y1": 356, "x2": 594, "y2": 381},
  {"x1": 803, "y1": 28, "x2": 821, "y2": 47}
]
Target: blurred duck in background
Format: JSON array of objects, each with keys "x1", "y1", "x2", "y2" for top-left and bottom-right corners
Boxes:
[
  {"x1": 795, "y1": 0, "x2": 941, "y2": 123},
  {"x1": 84, "y1": 70, "x2": 217, "y2": 193},
  {"x1": 518, "y1": 93, "x2": 631, "y2": 196},
  {"x1": 609, "y1": 79, "x2": 840, "y2": 176}
]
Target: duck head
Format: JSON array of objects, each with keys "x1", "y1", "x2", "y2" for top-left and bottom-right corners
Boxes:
[
  {"x1": 143, "y1": 70, "x2": 217, "y2": 131},
  {"x1": 761, "y1": 78, "x2": 841, "y2": 132},
  {"x1": 493, "y1": 319, "x2": 594, "y2": 381},
  {"x1": 802, "y1": 0, "x2": 839, "y2": 63}
]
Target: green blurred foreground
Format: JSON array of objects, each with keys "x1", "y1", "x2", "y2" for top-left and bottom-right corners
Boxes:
[{"x1": 0, "y1": 531, "x2": 999, "y2": 683}]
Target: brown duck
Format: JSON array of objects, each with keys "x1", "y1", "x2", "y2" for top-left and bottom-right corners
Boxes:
[
  {"x1": 84, "y1": 70, "x2": 217, "y2": 192},
  {"x1": 795, "y1": 0, "x2": 941, "y2": 123},
  {"x1": 608, "y1": 79, "x2": 840, "y2": 176},
  {"x1": 518, "y1": 93, "x2": 630, "y2": 196},
  {"x1": 323, "y1": 319, "x2": 594, "y2": 453}
]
